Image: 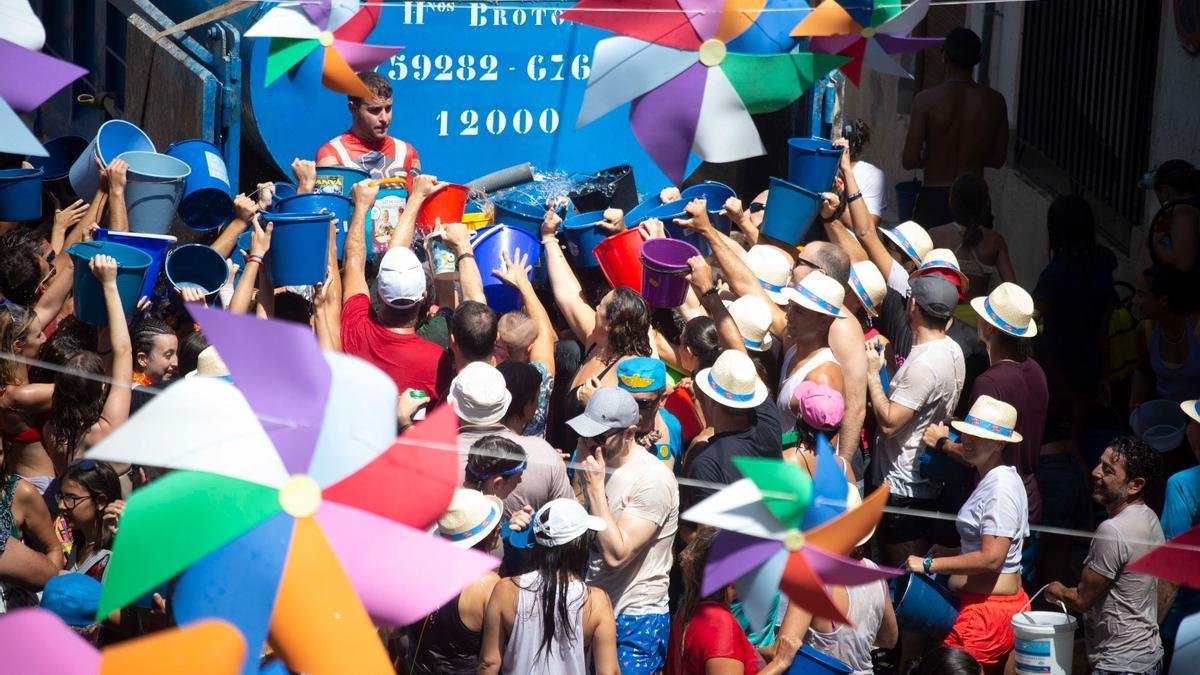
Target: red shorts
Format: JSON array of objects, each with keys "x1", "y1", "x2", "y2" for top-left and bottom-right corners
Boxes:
[{"x1": 943, "y1": 588, "x2": 1029, "y2": 668}]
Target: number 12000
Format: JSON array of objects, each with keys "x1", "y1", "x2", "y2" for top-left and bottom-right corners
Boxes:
[{"x1": 436, "y1": 109, "x2": 561, "y2": 137}]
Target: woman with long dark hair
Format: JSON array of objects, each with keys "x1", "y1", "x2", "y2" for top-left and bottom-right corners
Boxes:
[
  {"x1": 668, "y1": 527, "x2": 800, "y2": 674},
  {"x1": 56, "y1": 460, "x2": 121, "y2": 580},
  {"x1": 43, "y1": 256, "x2": 132, "y2": 473},
  {"x1": 928, "y1": 174, "x2": 1016, "y2": 300},
  {"x1": 479, "y1": 498, "x2": 618, "y2": 674}
]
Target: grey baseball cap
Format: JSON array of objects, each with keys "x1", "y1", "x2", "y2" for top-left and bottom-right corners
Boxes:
[
  {"x1": 567, "y1": 387, "x2": 640, "y2": 438},
  {"x1": 911, "y1": 275, "x2": 958, "y2": 320}
]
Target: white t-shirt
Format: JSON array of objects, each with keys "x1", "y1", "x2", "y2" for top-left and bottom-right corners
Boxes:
[
  {"x1": 887, "y1": 260, "x2": 911, "y2": 297},
  {"x1": 956, "y1": 466, "x2": 1029, "y2": 573},
  {"x1": 852, "y1": 161, "x2": 888, "y2": 218},
  {"x1": 870, "y1": 336, "x2": 965, "y2": 498},
  {"x1": 586, "y1": 450, "x2": 679, "y2": 616}
]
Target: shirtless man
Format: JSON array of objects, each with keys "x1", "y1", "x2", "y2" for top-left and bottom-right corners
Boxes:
[{"x1": 902, "y1": 28, "x2": 1008, "y2": 228}]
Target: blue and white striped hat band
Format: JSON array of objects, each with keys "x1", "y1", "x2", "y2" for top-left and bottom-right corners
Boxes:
[
  {"x1": 963, "y1": 415, "x2": 1014, "y2": 438},
  {"x1": 708, "y1": 371, "x2": 754, "y2": 402},
  {"x1": 443, "y1": 507, "x2": 499, "y2": 542},
  {"x1": 983, "y1": 298, "x2": 1027, "y2": 336},
  {"x1": 849, "y1": 272, "x2": 875, "y2": 312},
  {"x1": 791, "y1": 283, "x2": 840, "y2": 316}
]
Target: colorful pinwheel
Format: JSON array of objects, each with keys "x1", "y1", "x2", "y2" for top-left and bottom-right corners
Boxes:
[
  {"x1": 564, "y1": 0, "x2": 848, "y2": 183},
  {"x1": 792, "y1": 0, "x2": 943, "y2": 86},
  {"x1": 0, "y1": 609, "x2": 244, "y2": 675},
  {"x1": 0, "y1": 38, "x2": 86, "y2": 156},
  {"x1": 86, "y1": 307, "x2": 494, "y2": 675},
  {"x1": 245, "y1": 0, "x2": 401, "y2": 99},
  {"x1": 683, "y1": 434, "x2": 900, "y2": 629}
]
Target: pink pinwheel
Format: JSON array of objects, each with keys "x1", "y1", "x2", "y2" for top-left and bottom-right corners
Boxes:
[
  {"x1": 86, "y1": 307, "x2": 492, "y2": 675},
  {"x1": 245, "y1": 0, "x2": 401, "y2": 99},
  {"x1": 791, "y1": 0, "x2": 943, "y2": 86},
  {"x1": 682, "y1": 434, "x2": 900, "y2": 629},
  {"x1": 0, "y1": 38, "x2": 86, "y2": 156},
  {"x1": 564, "y1": 0, "x2": 848, "y2": 183}
]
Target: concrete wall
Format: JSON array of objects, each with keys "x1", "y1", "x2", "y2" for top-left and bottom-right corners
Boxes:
[{"x1": 840, "y1": 0, "x2": 1199, "y2": 292}]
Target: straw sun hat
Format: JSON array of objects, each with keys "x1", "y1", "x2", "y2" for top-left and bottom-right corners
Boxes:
[
  {"x1": 970, "y1": 282, "x2": 1038, "y2": 338},
  {"x1": 848, "y1": 261, "x2": 886, "y2": 318},
  {"x1": 910, "y1": 248, "x2": 969, "y2": 292},
  {"x1": 726, "y1": 295, "x2": 774, "y2": 351},
  {"x1": 695, "y1": 350, "x2": 769, "y2": 409},
  {"x1": 881, "y1": 220, "x2": 933, "y2": 265},
  {"x1": 744, "y1": 245, "x2": 793, "y2": 305},
  {"x1": 435, "y1": 489, "x2": 504, "y2": 549},
  {"x1": 951, "y1": 395, "x2": 1023, "y2": 443},
  {"x1": 782, "y1": 271, "x2": 847, "y2": 319}
]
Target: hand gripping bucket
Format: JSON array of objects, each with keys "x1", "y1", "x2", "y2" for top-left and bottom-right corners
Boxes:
[
  {"x1": 762, "y1": 177, "x2": 821, "y2": 246},
  {"x1": 416, "y1": 183, "x2": 470, "y2": 233},
  {"x1": 895, "y1": 178, "x2": 922, "y2": 222},
  {"x1": 1130, "y1": 399, "x2": 1188, "y2": 452},
  {"x1": 787, "y1": 136, "x2": 842, "y2": 193},
  {"x1": 493, "y1": 199, "x2": 547, "y2": 239},
  {"x1": 67, "y1": 241, "x2": 152, "y2": 327},
  {"x1": 680, "y1": 181, "x2": 736, "y2": 233},
  {"x1": 70, "y1": 120, "x2": 155, "y2": 200},
  {"x1": 259, "y1": 212, "x2": 331, "y2": 287},
  {"x1": 274, "y1": 193, "x2": 354, "y2": 260},
  {"x1": 1012, "y1": 586, "x2": 1078, "y2": 675},
  {"x1": 93, "y1": 229, "x2": 177, "y2": 302},
  {"x1": 115, "y1": 151, "x2": 191, "y2": 235},
  {"x1": 561, "y1": 210, "x2": 610, "y2": 268},
  {"x1": 640, "y1": 238, "x2": 699, "y2": 308},
  {"x1": 165, "y1": 244, "x2": 228, "y2": 296},
  {"x1": 0, "y1": 168, "x2": 44, "y2": 221},
  {"x1": 892, "y1": 573, "x2": 960, "y2": 638},
  {"x1": 790, "y1": 644, "x2": 853, "y2": 674},
  {"x1": 166, "y1": 139, "x2": 234, "y2": 231},
  {"x1": 594, "y1": 226, "x2": 649, "y2": 291},
  {"x1": 472, "y1": 225, "x2": 540, "y2": 312}
]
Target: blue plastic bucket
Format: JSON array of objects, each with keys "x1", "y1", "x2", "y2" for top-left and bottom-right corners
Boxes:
[
  {"x1": 762, "y1": 177, "x2": 821, "y2": 246},
  {"x1": 561, "y1": 210, "x2": 609, "y2": 268},
  {"x1": 166, "y1": 139, "x2": 234, "y2": 231},
  {"x1": 0, "y1": 168, "x2": 44, "y2": 221},
  {"x1": 893, "y1": 573, "x2": 960, "y2": 637},
  {"x1": 790, "y1": 644, "x2": 853, "y2": 674},
  {"x1": 272, "y1": 181, "x2": 297, "y2": 201},
  {"x1": 681, "y1": 181, "x2": 736, "y2": 233},
  {"x1": 313, "y1": 166, "x2": 370, "y2": 196},
  {"x1": 275, "y1": 193, "x2": 354, "y2": 259},
  {"x1": 1130, "y1": 399, "x2": 1188, "y2": 452},
  {"x1": 116, "y1": 151, "x2": 191, "y2": 235},
  {"x1": 259, "y1": 212, "x2": 331, "y2": 286},
  {"x1": 29, "y1": 135, "x2": 87, "y2": 180},
  {"x1": 69, "y1": 120, "x2": 155, "y2": 200},
  {"x1": 67, "y1": 241, "x2": 152, "y2": 327},
  {"x1": 895, "y1": 179, "x2": 921, "y2": 222},
  {"x1": 493, "y1": 200, "x2": 546, "y2": 239},
  {"x1": 625, "y1": 194, "x2": 664, "y2": 224},
  {"x1": 787, "y1": 137, "x2": 842, "y2": 193},
  {"x1": 165, "y1": 244, "x2": 228, "y2": 296},
  {"x1": 472, "y1": 225, "x2": 541, "y2": 312},
  {"x1": 93, "y1": 229, "x2": 177, "y2": 302},
  {"x1": 642, "y1": 200, "x2": 729, "y2": 256}
]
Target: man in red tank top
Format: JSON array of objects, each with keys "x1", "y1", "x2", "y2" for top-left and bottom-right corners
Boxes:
[{"x1": 316, "y1": 71, "x2": 420, "y2": 186}]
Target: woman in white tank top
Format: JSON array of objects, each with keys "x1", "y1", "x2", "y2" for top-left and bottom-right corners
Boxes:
[{"x1": 800, "y1": 560, "x2": 893, "y2": 675}]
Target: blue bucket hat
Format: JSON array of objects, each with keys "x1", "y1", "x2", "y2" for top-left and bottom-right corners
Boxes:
[
  {"x1": 41, "y1": 573, "x2": 102, "y2": 626},
  {"x1": 617, "y1": 357, "x2": 666, "y2": 393}
]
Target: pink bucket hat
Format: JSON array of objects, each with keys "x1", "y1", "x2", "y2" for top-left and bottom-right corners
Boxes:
[{"x1": 793, "y1": 381, "x2": 845, "y2": 431}]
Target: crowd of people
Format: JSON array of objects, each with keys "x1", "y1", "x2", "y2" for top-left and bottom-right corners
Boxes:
[{"x1": 1, "y1": 26, "x2": 1198, "y2": 675}]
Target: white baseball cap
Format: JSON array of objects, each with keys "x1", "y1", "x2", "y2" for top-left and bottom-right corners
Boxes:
[
  {"x1": 533, "y1": 498, "x2": 606, "y2": 547},
  {"x1": 377, "y1": 247, "x2": 428, "y2": 307},
  {"x1": 448, "y1": 361, "x2": 512, "y2": 426}
]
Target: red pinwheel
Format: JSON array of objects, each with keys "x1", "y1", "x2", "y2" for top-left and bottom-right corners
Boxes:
[{"x1": 792, "y1": 0, "x2": 944, "y2": 86}]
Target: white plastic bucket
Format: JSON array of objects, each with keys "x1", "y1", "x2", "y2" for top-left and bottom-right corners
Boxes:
[{"x1": 1012, "y1": 588, "x2": 1077, "y2": 675}]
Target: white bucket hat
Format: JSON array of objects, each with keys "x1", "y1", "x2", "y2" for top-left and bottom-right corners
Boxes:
[
  {"x1": 970, "y1": 282, "x2": 1038, "y2": 338},
  {"x1": 184, "y1": 345, "x2": 230, "y2": 379},
  {"x1": 695, "y1": 350, "x2": 769, "y2": 409},
  {"x1": 1183, "y1": 399, "x2": 1200, "y2": 425},
  {"x1": 782, "y1": 270, "x2": 847, "y2": 318},
  {"x1": 909, "y1": 248, "x2": 969, "y2": 292},
  {"x1": 848, "y1": 261, "x2": 886, "y2": 318},
  {"x1": 881, "y1": 220, "x2": 933, "y2": 265},
  {"x1": 448, "y1": 361, "x2": 513, "y2": 426},
  {"x1": 744, "y1": 245, "x2": 793, "y2": 305},
  {"x1": 951, "y1": 395, "x2": 1024, "y2": 443},
  {"x1": 435, "y1": 488, "x2": 504, "y2": 549},
  {"x1": 727, "y1": 295, "x2": 775, "y2": 351}
]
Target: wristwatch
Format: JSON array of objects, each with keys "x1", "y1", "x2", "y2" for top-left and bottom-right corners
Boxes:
[
  {"x1": 935, "y1": 436, "x2": 949, "y2": 452},
  {"x1": 923, "y1": 556, "x2": 934, "y2": 574}
]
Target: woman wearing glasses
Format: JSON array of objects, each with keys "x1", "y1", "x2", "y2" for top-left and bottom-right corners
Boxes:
[{"x1": 57, "y1": 460, "x2": 121, "y2": 581}]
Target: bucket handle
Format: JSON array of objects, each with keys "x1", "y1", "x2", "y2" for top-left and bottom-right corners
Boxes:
[
  {"x1": 371, "y1": 177, "x2": 408, "y2": 187},
  {"x1": 1018, "y1": 583, "x2": 1069, "y2": 619}
]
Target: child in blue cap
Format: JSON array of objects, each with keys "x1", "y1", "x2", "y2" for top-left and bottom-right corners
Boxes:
[{"x1": 616, "y1": 357, "x2": 683, "y2": 472}]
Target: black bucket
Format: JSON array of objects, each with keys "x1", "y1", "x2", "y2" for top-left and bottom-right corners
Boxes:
[{"x1": 569, "y1": 164, "x2": 639, "y2": 213}]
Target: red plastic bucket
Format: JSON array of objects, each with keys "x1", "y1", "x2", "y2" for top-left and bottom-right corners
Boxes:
[
  {"x1": 416, "y1": 183, "x2": 469, "y2": 232},
  {"x1": 594, "y1": 227, "x2": 648, "y2": 291}
]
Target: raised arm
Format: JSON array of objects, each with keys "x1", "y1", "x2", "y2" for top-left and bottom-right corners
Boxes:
[
  {"x1": 542, "y1": 208, "x2": 596, "y2": 343},
  {"x1": 292, "y1": 158, "x2": 316, "y2": 195},
  {"x1": 342, "y1": 179, "x2": 379, "y2": 302},
  {"x1": 315, "y1": 219, "x2": 342, "y2": 350},
  {"x1": 84, "y1": 255, "x2": 132, "y2": 449},
  {"x1": 229, "y1": 216, "x2": 272, "y2": 315},
  {"x1": 388, "y1": 174, "x2": 437, "y2": 251},
  {"x1": 441, "y1": 221, "x2": 485, "y2": 304},
  {"x1": 493, "y1": 248, "x2": 555, "y2": 375},
  {"x1": 50, "y1": 199, "x2": 89, "y2": 255},
  {"x1": 105, "y1": 159, "x2": 129, "y2": 232},
  {"x1": 211, "y1": 195, "x2": 257, "y2": 259},
  {"x1": 687, "y1": 256, "x2": 745, "y2": 353}
]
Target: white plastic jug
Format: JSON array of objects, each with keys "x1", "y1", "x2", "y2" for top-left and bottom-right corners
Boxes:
[{"x1": 1012, "y1": 586, "x2": 1078, "y2": 675}]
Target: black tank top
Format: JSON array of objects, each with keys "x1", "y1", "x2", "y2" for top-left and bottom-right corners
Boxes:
[{"x1": 405, "y1": 594, "x2": 481, "y2": 675}]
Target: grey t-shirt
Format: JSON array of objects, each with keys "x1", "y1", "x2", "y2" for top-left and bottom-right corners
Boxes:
[{"x1": 1083, "y1": 503, "x2": 1165, "y2": 671}]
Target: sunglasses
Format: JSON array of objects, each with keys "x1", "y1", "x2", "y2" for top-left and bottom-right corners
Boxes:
[
  {"x1": 71, "y1": 459, "x2": 100, "y2": 470},
  {"x1": 748, "y1": 201, "x2": 766, "y2": 214},
  {"x1": 634, "y1": 395, "x2": 663, "y2": 410},
  {"x1": 582, "y1": 429, "x2": 620, "y2": 446}
]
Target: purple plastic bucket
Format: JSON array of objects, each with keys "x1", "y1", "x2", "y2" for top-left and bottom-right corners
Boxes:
[{"x1": 640, "y1": 238, "x2": 699, "y2": 308}]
